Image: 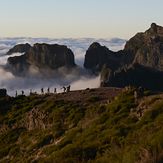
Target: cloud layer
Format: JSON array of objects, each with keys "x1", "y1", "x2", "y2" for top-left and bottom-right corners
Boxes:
[{"x1": 0, "y1": 37, "x2": 127, "y2": 96}]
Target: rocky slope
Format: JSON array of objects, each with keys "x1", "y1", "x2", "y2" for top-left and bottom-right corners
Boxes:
[
  {"x1": 7, "y1": 43, "x2": 76, "y2": 70},
  {"x1": 6, "y1": 43, "x2": 31, "y2": 55}
]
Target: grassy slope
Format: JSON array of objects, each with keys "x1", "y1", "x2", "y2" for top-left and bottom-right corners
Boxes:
[{"x1": 0, "y1": 89, "x2": 163, "y2": 163}]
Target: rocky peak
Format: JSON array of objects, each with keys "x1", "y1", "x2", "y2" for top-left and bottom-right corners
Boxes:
[
  {"x1": 88, "y1": 42, "x2": 103, "y2": 50},
  {"x1": 6, "y1": 43, "x2": 31, "y2": 55},
  {"x1": 150, "y1": 23, "x2": 163, "y2": 34},
  {"x1": 84, "y1": 42, "x2": 135, "y2": 72},
  {"x1": 84, "y1": 42, "x2": 118, "y2": 72}
]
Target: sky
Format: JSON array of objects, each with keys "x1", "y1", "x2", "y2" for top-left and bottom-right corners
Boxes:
[{"x1": 0, "y1": 0, "x2": 163, "y2": 39}]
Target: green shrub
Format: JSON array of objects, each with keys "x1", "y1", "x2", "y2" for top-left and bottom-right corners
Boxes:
[
  {"x1": 39, "y1": 100, "x2": 65, "y2": 113},
  {"x1": 67, "y1": 107, "x2": 85, "y2": 126},
  {"x1": 0, "y1": 128, "x2": 25, "y2": 158},
  {"x1": 27, "y1": 134, "x2": 54, "y2": 154},
  {"x1": 86, "y1": 96, "x2": 100, "y2": 103},
  {"x1": 42, "y1": 145, "x2": 56, "y2": 156},
  {"x1": 43, "y1": 93, "x2": 50, "y2": 98},
  {"x1": 139, "y1": 100, "x2": 163, "y2": 126},
  {"x1": 143, "y1": 90, "x2": 151, "y2": 96},
  {"x1": 8, "y1": 145, "x2": 20, "y2": 157},
  {"x1": 29, "y1": 98, "x2": 43, "y2": 106}
]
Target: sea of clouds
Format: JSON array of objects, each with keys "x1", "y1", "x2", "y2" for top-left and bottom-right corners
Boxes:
[{"x1": 0, "y1": 37, "x2": 127, "y2": 96}]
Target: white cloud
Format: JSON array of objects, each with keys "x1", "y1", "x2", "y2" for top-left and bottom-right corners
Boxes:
[{"x1": 71, "y1": 75, "x2": 100, "y2": 91}]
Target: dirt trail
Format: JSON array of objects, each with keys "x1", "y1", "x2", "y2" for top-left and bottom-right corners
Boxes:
[{"x1": 42, "y1": 87, "x2": 125, "y2": 106}]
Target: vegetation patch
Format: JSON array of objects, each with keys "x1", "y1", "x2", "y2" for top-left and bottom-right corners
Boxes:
[
  {"x1": 86, "y1": 96, "x2": 100, "y2": 103},
  {"x1": 143, "y1": 90, "x2": 151, "y2": 96},
  {"x1": 141, "y1": 97, "x2": 159, "y2": 107}
]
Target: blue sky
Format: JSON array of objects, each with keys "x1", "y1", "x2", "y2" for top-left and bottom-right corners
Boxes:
[{"x1": 0, "y1": 0, "x2": 163, "y2": 39}]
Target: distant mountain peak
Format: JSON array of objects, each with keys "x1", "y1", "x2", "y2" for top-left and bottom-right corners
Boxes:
[{"x1": 6, "y1": 43, "x2": 31, "y2": 55}]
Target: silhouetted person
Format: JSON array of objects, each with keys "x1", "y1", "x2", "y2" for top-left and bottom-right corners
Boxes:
[
  {"x1": 22, "y1": 90, "x2": 24, "y2": 95},
  {"x1": 30, "y1": 89, "x2": 32, "y2": 95},
  {"x1": 47, "y1": 87, "x2": 50, "y2": 93},
  {"x1": 54, "y1": 88, "x2": 57, "y2": 93},
  {"x1": 62, "y1": 86, "x2": 66, "y2": 92},
  {"x1": 41, "y1": 88, "x2": 44, "y2": 94},
  {"x1": 66, "y1": 85, "x2": 71, "y2": 92},
  {"x1": 15, "y1": 91, "x2": 17, "y2": 97}
]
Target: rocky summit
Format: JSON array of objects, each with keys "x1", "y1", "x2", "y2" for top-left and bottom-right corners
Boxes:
[
  {"x1": 7, "y1": 43, "x2": 76, "y2": 70},
  {"x1": 84, "y1": 42, "x2": 134, "y2": 72},
  {"x1": 6, "y1": 43, "x2": 31, "y2": 55},
  {"x1": 100, "y1": 23, "x2": 163, "y2": 90},
  {"x1": 125, "y1": 23, "x2": 163, "y2": 71}
]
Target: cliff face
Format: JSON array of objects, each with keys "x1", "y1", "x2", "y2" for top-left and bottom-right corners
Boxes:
[
  {"x1": 6, "y1": 43, "x2": 31, "y2": 55},
  {"x1": 100, "y1": 23, "x2": 163, "y2": 90},
  {"x1": 7, "y1": 43, "x2": 76, "y2": 70}
]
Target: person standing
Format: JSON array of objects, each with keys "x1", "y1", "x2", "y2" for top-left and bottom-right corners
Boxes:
[
  {"x1": 41, "y1": 88, "x2": 44, "y2": 94},
  {"x1": 15, "y1": 91, "x2": 17, "y2": 97},
  {"x1": 47, "y1": 87, "x2": 50, "y2": 93},
  {"x1": 54, "y1": 88, "x2": 57, "y2": 93},
  {"x1": 30, "y1": 89, "x2": 32, "y2": 95},
  {"x1": 62, "y1": 86, "x2": 66, "y2": 92},
  {"x1": 66, "y1": 85, "x2": 71, "y2": 92}
]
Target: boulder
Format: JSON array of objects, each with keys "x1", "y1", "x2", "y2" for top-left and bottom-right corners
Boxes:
[{"x1": 6, "y1": 43, "x2": 31, "y2": 55}]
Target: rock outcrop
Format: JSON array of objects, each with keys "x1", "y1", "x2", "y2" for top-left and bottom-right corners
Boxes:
[
  {"x1": 6, "y1": 43, "x2": 31, "y2": 55},
  {"x1": 84, "y1": 42, "x2": 134, "y2": 72},
  {"x1": 12, "y1": 107, "x2": 52, "y2": 130},
  {"x1": 7, "y1": 43, "x2": 76, "y2": 70},
  {"x1": 100, "y1": 23, "x2": 163, "y2": 90},
  {"x1": 125, "y1": 23, "x2": 163, "y2": 71}
]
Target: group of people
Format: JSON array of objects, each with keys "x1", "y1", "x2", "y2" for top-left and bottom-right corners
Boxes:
[
  {"x1": 15, "y1": 85, "x2": 71, "y2": 97},
  {"x1": 41, "y1": 85, "x2": 71, "y2": 94},
  {"x1": 61, "y1": 85, "x2": 71, "y2": 92},
  {"x1": 41, "y1": 87, "x2": 57, "y2": 94}
]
